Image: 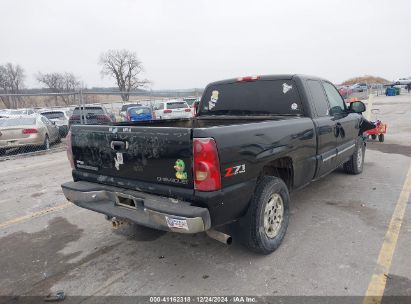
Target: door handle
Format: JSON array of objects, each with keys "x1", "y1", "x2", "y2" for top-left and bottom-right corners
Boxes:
[
  {"x1": 334, "y1": 123, "x2": 345, "y2": 138},
  {"x1": 334, "y1": 123, "x2": 341, "y2": 137},
  {"x1": 110, "y1": 141, "x2": 129, "y2": 151}
]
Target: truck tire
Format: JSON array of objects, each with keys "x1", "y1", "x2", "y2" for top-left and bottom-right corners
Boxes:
[
  {"x1": 343, "y1": 141, "x2": 365, "y2": 174},
  {"x1": 371, "y1": 134, "x2": 376, "y2": 140},
  {"x1": 239, "y1": 176, "x2": 290, "y2": 254},
  {"x1": 378, "y1": 134, "x2": 384, "y2": 142}
]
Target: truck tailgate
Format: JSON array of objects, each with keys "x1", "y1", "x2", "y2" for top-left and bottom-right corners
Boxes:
[{"x1": 71, "y1": 125, "x2": 193, "y2": 189}]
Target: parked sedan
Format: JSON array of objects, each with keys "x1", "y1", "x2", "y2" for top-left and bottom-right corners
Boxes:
[
  {"x1": 126, "y1": 106, "x2": 153, "y2": 121},
  {"x1": 152, "y1": 100, "x2": 192, "y2": 120},
  {"x1": 40, "y1": 109, "x2": 71, "y2": 137},
  {"x1": 0, "y1": 115, "x2": 60, "y2": 154}
]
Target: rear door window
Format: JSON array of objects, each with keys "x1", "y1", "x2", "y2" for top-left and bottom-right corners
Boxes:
[
  {"x1": 200, "y1": 80, "x2": 303, "y2": 115},
  {"x1": 41, "y1": 117, "x2": 51, "y2": 125},
  {"x1": 306, "y1": 80, "x2": 330, "y2": 117}
]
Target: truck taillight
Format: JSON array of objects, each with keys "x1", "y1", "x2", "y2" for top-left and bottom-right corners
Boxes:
[
  {"x1": 22, "y1": 128, "x2": 38, "y2": 134},
  {"x1": 237, "y1": 75, "x2": 260, "y2": 82},
  {"x1": 66, "y1": 130, "x2": 75, "y2": 169},
  {"x1": 163, "y1": 109, "x2": 172, "y2": 113},
  {"x1": 193, "y1": 138, "x2": 221, "y2": 191}
]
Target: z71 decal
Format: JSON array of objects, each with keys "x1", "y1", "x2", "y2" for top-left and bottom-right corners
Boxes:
[{"x1": 224, "y1": 164, "x2": 246, "y2": 177}]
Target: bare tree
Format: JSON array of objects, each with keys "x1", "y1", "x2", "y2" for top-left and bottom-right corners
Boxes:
[
  {"x1": 37, "y1": 72, "x2": 80, "y2": 105},
  {"x1": 99, "y1": 49, "x2": 149, "y2": 101},
  {"x1": 0, "y1": 63, "x2": 25, "y2": 108}
]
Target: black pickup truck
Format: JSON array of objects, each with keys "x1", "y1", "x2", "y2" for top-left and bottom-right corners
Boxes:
[{"x1": 62, "y1": 74, "x2": 372, "y2": 254}]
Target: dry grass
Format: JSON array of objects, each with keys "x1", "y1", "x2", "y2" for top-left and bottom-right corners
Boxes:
[{"x1": 341, "y1": 75, "x2": 389, "y2": 85}]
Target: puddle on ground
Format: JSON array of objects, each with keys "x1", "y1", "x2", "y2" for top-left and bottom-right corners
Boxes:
[
  {"x1": 367, "y1": 142, "x2": 411, "y2": 157},
  {"x1": 324, "y1": 200, "x2": 386, "y2": 229},
  {"x1": 0, "y1": 217, "x2": 118, "y2": 296}
]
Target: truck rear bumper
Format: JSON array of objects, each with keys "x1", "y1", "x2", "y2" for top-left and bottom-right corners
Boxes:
[{"x1": 61, "y1": 181, "x2": 211, "y2": 234}]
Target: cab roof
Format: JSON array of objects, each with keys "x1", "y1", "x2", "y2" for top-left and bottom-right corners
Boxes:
[{"x1": 206, "y1": 74, "x2": 327, "y2": 86}]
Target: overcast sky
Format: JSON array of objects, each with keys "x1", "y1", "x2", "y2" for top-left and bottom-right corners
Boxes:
[{"x1": 1, "y1": 0, "x2": 410, "y2": 89}]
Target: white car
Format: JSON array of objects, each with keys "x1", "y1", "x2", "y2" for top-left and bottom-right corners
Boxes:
[
  {"x1": 40, "y1": 109, "x2": 71, "y2": 137},
  {"x1": 394, "y1": 77, "x2": 411, "y2": 85},
  {"x1": 153, "y1": 100, "x2": 192, "y2": 120}
]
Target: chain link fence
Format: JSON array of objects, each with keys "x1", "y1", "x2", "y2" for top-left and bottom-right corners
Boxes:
[
  {"x1": 0, "y1": 84, "x2": 404, "y2": 161},
  {"x1": 0, "y1": 90, "x2": 201, "y2": 160}
]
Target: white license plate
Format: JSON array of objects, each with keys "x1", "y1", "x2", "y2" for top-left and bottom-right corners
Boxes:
[{"x1": 165, "y1": 216, "x2": 189, "y2": 230}]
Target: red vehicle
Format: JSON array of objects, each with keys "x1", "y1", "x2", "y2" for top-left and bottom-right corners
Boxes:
[
  {"x1": 338, "y1": 86, "x2": 353, "y2": 98},
  {"x1": 364, "y1": 109, "x2": 387, "y2": 142}
]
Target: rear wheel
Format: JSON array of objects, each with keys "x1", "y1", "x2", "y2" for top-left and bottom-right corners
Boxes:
[
  {"x1": 343, "y1": 140, "x2": 365, "y2": 174},
  {"x1": 378, "y1": 134, "x2": 384, "y2": 142},
  {"x1": 238, "y1": 176, "x2": 290, "y2": 254},
  {"x1": 371, "y1": 134, "x2": 377, "y2": 140},
  {"x1": 42, "y1": 135, "x2": 50, "y2": 150}
]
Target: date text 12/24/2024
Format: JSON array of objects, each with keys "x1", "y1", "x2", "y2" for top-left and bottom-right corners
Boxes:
[{"x1": 149, "y1": 296, "x2": 256, "y2": 303}]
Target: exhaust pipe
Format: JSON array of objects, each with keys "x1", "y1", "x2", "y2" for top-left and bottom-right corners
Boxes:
[{"x1": 206, "y1": 229, "x2": 232, "y2": 245}]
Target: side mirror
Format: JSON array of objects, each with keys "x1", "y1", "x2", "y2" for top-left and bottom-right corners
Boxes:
[{"x1": 349, "y1": 101, "x2": 366, "y2": 113}]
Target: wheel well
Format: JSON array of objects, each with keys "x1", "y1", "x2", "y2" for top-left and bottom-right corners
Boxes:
[{"x1": 261, "y1": 157, "x2": 293, "y2": 190}]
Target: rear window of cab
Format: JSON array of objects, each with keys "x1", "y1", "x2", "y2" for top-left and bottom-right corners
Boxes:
[{"x1": 200, "y1": 79, "x2": 303, "y2": 116}]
